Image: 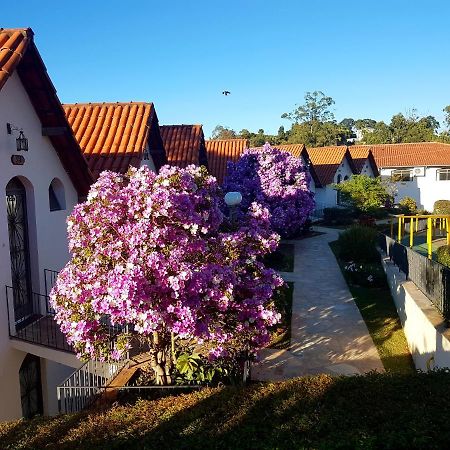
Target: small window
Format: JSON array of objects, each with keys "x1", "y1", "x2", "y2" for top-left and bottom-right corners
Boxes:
[
  {"x1": 391, "y1": 169, "x2": 412, "y2": 182},
  {"x1": 336, "y1": 174, "x2": 342, "y2": 184},
  {"x1": 49, "y1": 178, "x2": 66, "y2": 211},
  {"x1": 437, "y1": 169, "x2": 450, "y2": 181},
  {"x1": 143, "y1": 148, "x2": 150, "y2": 161},
  {"x1": 344, "y1": 175, "x2": 349, "y2": 181}
]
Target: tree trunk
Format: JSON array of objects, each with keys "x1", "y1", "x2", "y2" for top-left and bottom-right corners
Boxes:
[{"x1": 149, "y1": 331, "x2": 173, "y2": 385}]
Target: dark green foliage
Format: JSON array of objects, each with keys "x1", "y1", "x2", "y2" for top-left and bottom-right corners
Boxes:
[
  {"x1": 323, "y1": 207, "x2": 356, "y2": 225},
  {"x1": 270, "y1": 282, "x2": 294, "y2": 350},
  {"x1": 437, "y1": 245, "x2": 450, "y2": 268},
  {"x1": 263, "y1": 243, "x2": 295, "y2": 272},
  {"x1": 8, "y1": 371, "x2": 450, "y2": 449},
  {"x1": 337, "y1": 225, "x2": 379, "y2": 262},
  {"x1": 434, "y1": 200, "x2": 450, "y2": 215}
]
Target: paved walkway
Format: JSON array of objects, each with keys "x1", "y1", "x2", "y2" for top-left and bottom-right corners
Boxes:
[{"x1": 252, "y1": 227, "x2": 384, "y2": 380}]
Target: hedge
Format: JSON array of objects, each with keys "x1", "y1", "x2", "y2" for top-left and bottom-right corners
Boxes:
[{"x1": 434, "y1": 200, "x2": 450, "y2": 215}]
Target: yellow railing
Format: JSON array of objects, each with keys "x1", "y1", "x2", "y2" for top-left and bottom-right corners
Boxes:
[{"x1": 391, "y1": 214, "x2": 450, "y2": 259}]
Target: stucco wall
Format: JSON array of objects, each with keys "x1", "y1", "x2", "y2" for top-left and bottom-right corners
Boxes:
[
  {"x1": 360, "y1": 160, "x2": 375, "y2": 177},
  {"x1": 0, "y1": 72, "x2": 81, "y2": 420},
  {"x1": 381, "y1": 254, "x2": 450, "y2": 371},
  {"x1": 380, "y1": 166, "x2": 450, "y2": 211}
]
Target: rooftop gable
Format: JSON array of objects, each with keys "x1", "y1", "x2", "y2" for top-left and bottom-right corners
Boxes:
[
  {"x1": 347, "y1": 146, "x2": 379, "y2": 176},
  {"x1": 307, "y1": 146, "x2": 357, "y2": 185},
  {"x1": 63, "y1": 102, "x2": 167, "y2": 179},
  {"x1": 160, "y1": 124, "x2": 207, "y2": 168},
  {"x1": 0, "y1": 27, "x2": 93, "y2": 196}
]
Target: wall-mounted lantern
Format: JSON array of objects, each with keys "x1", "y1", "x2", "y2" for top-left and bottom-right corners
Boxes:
[{"x1": 7, "y1": 123, "x2": 29, "y2": 152}]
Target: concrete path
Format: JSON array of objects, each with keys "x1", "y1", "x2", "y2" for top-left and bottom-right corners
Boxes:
[{"x1": 252, "y1": 227, "x2": 384, "y2": 380}]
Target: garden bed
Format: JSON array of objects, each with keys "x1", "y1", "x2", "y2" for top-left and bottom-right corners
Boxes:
[
  {"x1": 330, "y1": 241, "x2": 414, "y2": 373},
  {"x1": 263, "y1": 243, "x2": 295, "y2": 272},
  {"x1": 4, "y1": 371, "x2": 450, "y2": 449},
  {"x1": 269, "y1": 282, "x2": 294, "y2": 350}
]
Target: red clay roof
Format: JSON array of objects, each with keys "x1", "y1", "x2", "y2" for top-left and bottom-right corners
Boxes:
[
  {"x1": 275, "y1": 143, "x2": 306, "y2": 158},
  {"x1": 0, "y1": 28, "x2": 93, "y2": 196},
  {"x1": 205, "y1": 139, "x2": 249, "y2": 183},
  {"x1": 351, "y1": 142, "x2": 450, "y2": 168},
  {"x1": 347, "y1": 146, "x2": 379, "y2": 176},
  {"x1": 0, "y1": 28, "x2": 30, "y2": 91},
  {"x1": 307, "y1": 146, "x2": 356, "y2": 185},
  {"x1": 160, "y1": 125, "x2": 208, "y2": 168},
  {"x1": 63, "y1": 102, "x2": 167, "y2": 178}
]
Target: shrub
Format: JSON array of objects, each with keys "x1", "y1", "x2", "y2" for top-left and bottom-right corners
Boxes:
[
  {"x1": 337, "y1": 225, "x2": 379, "y2": 262},
  {"x1": 434, "y1": 200, "x2": 450, "y2": 215},
  {"x1": 437, "y1": 245, "x2": 450, "y2": 268},
  {"x1": 398, "y1": 196, "x2": 417, "y2": 214},
  {"x1": 334, "y1": 175, "x2": 391, "y2": 213},
  {"x1": 343, "y1": 261, "x2": 386, "y2": 287},
  {"x1": 323, "y1": 207, "x2": 356, "y2": 225}
]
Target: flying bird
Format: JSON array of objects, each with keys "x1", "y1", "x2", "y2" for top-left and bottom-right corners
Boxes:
[{"x1": 222, "y1": 90, "x2": 231, "y2": 96}]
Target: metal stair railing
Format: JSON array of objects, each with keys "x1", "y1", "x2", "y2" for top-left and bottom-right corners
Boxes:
[{"x1": 57, "y1": 356, "x2": 128, "y2": 414}]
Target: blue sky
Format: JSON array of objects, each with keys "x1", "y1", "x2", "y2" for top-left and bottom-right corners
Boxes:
[{"x1": 4, "y1": 0, "x2": 450, "y2": 137}]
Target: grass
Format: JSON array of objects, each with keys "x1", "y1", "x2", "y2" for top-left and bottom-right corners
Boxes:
[
  {"x1": 269, "y1": 281, "x2": 294, "y2": 350},
  {"x1": 4, "y1": 371, "x2": 450, "y2": 449},
  {"x1": 263, "y1": 243, "x2": 295, "y2": 272},
  {"x1": 330, "y1": 241, "x2": 415, "y2": 373}
]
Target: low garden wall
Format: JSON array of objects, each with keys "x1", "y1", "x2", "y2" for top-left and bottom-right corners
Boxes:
[{"x1": 380, "y1": 252, "x2": 450, "y2": 371}]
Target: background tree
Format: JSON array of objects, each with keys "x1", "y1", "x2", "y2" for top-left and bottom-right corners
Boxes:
[
  {"x1": 51, "y1": 166, "x2": 283, "y2": 385},
  {"x1": 211, "y1": 125, "x2": 237, "y2": 140},
  {"x1": 223, "y1": 143, "x2": 315, "y2": 238},
  {"x1": 281, "y1": 91, "x2": 335, "y2": 125}
]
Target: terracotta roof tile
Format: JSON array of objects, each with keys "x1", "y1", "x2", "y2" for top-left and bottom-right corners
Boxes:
[
  {"x1": 205, "y1": 139, "x2": 249, "y2": 183},
  {"x1": 351, "y1": 142, "x2": 450, "y2": 168},
  {"x1": 160, "y1": 125, "x2": 207, "y2": 168},
  {"x1": 0, "y1": 28, "x2": 31, "y2": 91},
  {"x1": 0, "y1": 28, "x2": 93, "y2": 196},
  {"x1": 307, "y1": 146, "x2": 355, "y2": 185},
  {"x1": 63, "y1": 102, "x2": 165, "y2": 178},
  {"x1": 274, "y1": 143, "x2": 306, "y2": 158}
]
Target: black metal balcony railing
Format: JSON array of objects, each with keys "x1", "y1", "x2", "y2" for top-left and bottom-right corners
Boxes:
[
  {"x1": 6, "y1": 280, "x2": 74, "y2": 353},
  {"x1": 378, "y1": 233, "x2": 450, "y2": 321}
]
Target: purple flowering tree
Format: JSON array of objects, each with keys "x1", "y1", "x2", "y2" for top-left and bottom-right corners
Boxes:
[
  {"x1": 50, "y1": 165, "x2": 283, "y2": 385},
  {"x1": 223, "y1": 143, "x2": 315, "y2": 238}
]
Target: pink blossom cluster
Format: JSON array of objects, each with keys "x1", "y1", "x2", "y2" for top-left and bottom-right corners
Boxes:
[
  {"x1": 223, "y1": 143, "x2": 315, "y2": 238},
  {"x1": 50, "y1": 165, "x2": 283, "y2": 362}
]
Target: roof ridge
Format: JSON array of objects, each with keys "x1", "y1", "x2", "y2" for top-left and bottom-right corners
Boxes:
[{"x1": 62, "y1": 101, "x2": 153, "y2": 107}]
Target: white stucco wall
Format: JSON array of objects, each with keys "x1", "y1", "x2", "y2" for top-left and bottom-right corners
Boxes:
[
  {"x1": 140, "y1": 144, "x2": 157, "y2": 172},
  {"x1": 315, "y1": 156, "x2": 354, "y2": 209},
  {"x1": 0, "y1": 72, "x2": 82, "y2": 420},
  {"x1": 381, "y1": 255, "x2": 450, "y2": 371},
  {"x1": 380, "y1": 166, "x2": 450, "y2": 211},
  {"x1": 360, "y1": 160, "x2": 375, "y2": 177}
]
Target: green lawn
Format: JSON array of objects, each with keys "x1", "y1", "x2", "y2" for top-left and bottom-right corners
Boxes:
[
  {"x1": 270, "y1": 281, "x2": 294, "y2": 350},
  {"x1": 264, "y1": 243, "x2": 295, "y2": 272},
  {"x1": 4, "y1": 371, "x2": 450, "y2": 449},
  {"x1": 330, "y1": 241, "x2": 415, "y2": 373}
]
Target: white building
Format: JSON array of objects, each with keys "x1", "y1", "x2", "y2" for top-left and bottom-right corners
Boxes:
[
  {"x1": 305, "y1": 146, "x2": 357, "y2": 211},
  {"x1": 357, "y1": 142, "x2": 450, "y2": 211},
  {"x1": 0, "y1": 28, "x2": 94, "y2": 420}
]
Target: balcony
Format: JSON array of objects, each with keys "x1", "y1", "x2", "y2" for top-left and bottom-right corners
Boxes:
[{"x1": 6, "y1": 269, "x2": 74, "y2": 353}]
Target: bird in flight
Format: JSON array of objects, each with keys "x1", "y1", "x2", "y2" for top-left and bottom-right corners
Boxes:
[{"x1": 222, "y1": 90, "x2": 231, "y2": 96}]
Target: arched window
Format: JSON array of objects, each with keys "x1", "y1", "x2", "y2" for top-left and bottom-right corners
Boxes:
[
  {"x1": 344, "y1": 175, "x2": 349, "y2": 181},
  {"x1": 337, "y1": 174, "x2": 342, "y2": 184},
  {"x1": 49, "y1": 178, "x2": 65, "y2": 211}
]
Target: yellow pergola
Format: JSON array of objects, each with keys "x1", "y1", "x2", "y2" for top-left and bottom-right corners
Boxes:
[{"x1": 391, "y1": 214, "x2": 450, "y2": 259}]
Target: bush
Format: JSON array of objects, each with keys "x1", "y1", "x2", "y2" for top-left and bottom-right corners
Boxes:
[
  {"x1": 398, "y1": 196, "x2": 417, "y2": 214},
  {"x1": 323, "y1": 207, "x2": 356, "y2": 225},
  {"x1": 437, "y1": 245, "x2": 450, "y2": 268},
  {"x1": 434, "y1": 200, "x2": 450, "y2": 215},
  {"x1": 343, "y1": 261, "x2": 386, "y2": 287},
  {"x1": 334, "y1": 175, "x2": 391, "y2": 213},
  {"x1": 337, "y1": 225, "x2": 379, "y2": 262}
]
